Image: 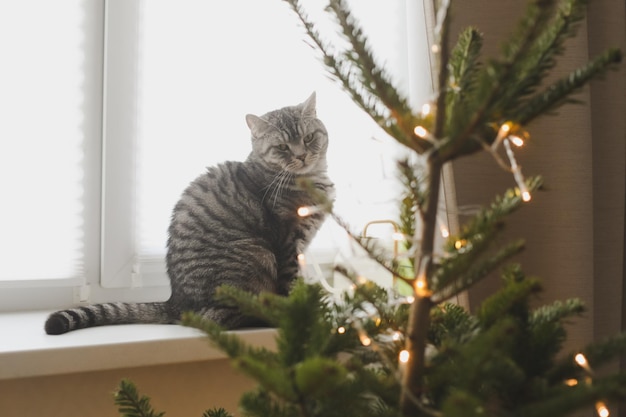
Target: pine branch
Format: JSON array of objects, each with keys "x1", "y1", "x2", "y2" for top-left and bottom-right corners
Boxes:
[
  {"x1": 517, "y1": 48, "x2": 622, "y2": 124},
  {"x1": 281, "y1": 0, "x2": 424, "y2": 152},
  {"x1": 203, "y1": 408, "x2": 234, "y2": 417},
  {"x1": 331, "y1": 213, "x2": 413, "y2": 284},
  {"x1": 326, "y1": 0, "x2": 418, "y2": 145},
  {"x1": 476, "y1": 275, "x2": 542, "y2": 328},
  {"x1": 502, "y1": 0, "x2": 588, "y2": 115},
  {"x1": 397, "y1": 158, "x2": 428, "y2": 244},
  {"x1": 114, "y1": 379, "x2": 165, "y2": 417},
  {"x1": 433, "y1": 239, "x2": 526, "y2": 303},
  {"x1": 182, "y1": 311, "x2": 277, "y2": 367},
  {"x1": 447, "y1": 27, "x2": 484, "y2": 137}
]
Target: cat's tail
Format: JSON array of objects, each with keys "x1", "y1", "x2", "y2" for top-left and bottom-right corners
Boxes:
[{"x1": 44, "y1": 301, "x2": 173, "y2": 335}]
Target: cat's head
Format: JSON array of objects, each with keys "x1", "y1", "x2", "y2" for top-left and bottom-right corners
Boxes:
[{"x1": 245, "y1": 92, "x2": 329, "y2": 175}]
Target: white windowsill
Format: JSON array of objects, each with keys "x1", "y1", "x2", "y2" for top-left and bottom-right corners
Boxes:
[{"x1": 0, "y1": 310, "x2": 277, "y2": 380}]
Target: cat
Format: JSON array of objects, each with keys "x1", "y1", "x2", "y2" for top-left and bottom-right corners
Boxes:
[{"x1": 45, "y1": 92, "x2": 334, "y2": 334}]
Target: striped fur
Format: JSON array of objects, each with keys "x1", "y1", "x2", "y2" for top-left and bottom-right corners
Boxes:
[{"x1": 45, "y1": 93, "x2": 334, "y2": 335}]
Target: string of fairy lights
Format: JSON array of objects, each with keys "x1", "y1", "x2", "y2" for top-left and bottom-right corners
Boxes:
[{"x1": 295, "y1": 103, "x2": 610, "y2": 415}]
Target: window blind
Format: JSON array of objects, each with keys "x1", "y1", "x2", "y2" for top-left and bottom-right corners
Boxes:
[{"x1": 0, "y1": 1, "x2": 84, "y2": 282}]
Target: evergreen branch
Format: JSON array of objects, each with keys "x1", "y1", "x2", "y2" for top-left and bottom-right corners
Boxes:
[
  {"x1": 240, "y1": 389, "x2": 299, "y2": 417},
  {"x1": 517, "y1": 374, "x2": 626, "y2": 417},
  {"x1": 114, "y1": 379, "x2": 165, "y2": 417},
  {"x1": 446, "y1": 27, "x2": 483, "y2": 137},
  {"x1": 273, "y1": 281, "x2": 334, "y2": 366},
  {"x1": 234, "y1": 356, "x2": 298, "y2": 402},
  {"x1": 530, "y1": 298, "x2": 585, "y2": 325},
  {"x1": 500, "y1": 0, "x2": 559, "y2": 62},
  {"x1": 203, "y1": 408, "x2": 234, "y2": 417},
  {"x1": 281, "y1": 0, "x2": 423, "y2": 152},
  {"x1": 476, "y1": 275, "x2": 542, "y2": 328},
  {"x1": 326, "y1": 0, "x2": 419, "y2": 144},
  {"x1": 444, "y1": 176, "x2": 543, "y2": 252},
  {"x1": 449, "y1": 27, "x2": 483, "y2": 93},
  {"x1": 502, "y1": 0, "x2": 588, "y2": 114},
  {"x1": 433, "y1": 239, "x2": 526, "y2": 303},
  {"x1": 433, "y1": 177, "x2": 542, "y2": 298},
  {"x1": 212, "y1": 285, "x2": 278, "y2": 325},
  {"x1": 517, "y1": 48, "x2": 623, "y2": 124},
  {"x1": 525, "y1": 299, "x2": 586, "y2": 376},
  {"x1": 439, "y1": 0, "x2": 558, "y2": 159},
  {"x1": 331, "y1": 213, "x2": 414, "y2": 286},
  {"x1": 182, "y1": 311, "x2": 276, "y2": 363},
  {"x1": 428, "y1": 303, "x2": 476, "y2": 347}
]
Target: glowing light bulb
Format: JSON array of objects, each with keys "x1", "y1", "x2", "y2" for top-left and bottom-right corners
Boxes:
[
  {"x1": 406, "y1": 296, "x2": 415, "y2": 304},
  {"x1": 359, "y1": 332, "x2": 372, "y2": 347},
  {"x1": 392, "y1": 331, "x2": 402, "y2": 341},
  {"x1": 510, "y1": 135, "x2": 524, "y2": 147},
  {"x1": 297, "y1": 206, "x2": 313, "y2": 217},
  {"x1": 421, "y1": 103, "x2": 432, "y2": 116},
  {"x1": 414, "y1": 125, "x2": 428, "y2": 138},
  {"x1": 440, "y1": 225, "x2": 450, "y2": 238},
  {"x1": 337, "y1": 326, "x2": 346, "y2": 334},
  {"x1": 431, "y1": 44, "x2": 440, "y2": 53},
  {"x1": 575, "y1": 353, "x2": 588, "y2": 367},
  {"x1": 521, "y1": 190, "x2": 532, "y2": 202},
  {"x1": 454, "y1": 239, "x2": 467, "y2": 250},
  {"x1": 356, "y1": 275, "x2": 367, "y2": 285},
  {"x1": 564, "y1": 379, "x2": 578, "y2": 386},
  {"x1": 297, "y1": 253, "x2": 306, "y2": 268},
  {"x1": 399, "y1": 350, "x2": 410, "y2": 363},
  {"x1": 596, "y1": 402, "x2": 610, "y2": 417},
  {"x1": 500, "y1": 122, "x2": 512, "y2": 134}
]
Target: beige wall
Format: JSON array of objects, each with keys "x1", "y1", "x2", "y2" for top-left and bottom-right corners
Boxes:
[{"x1": 0, "y1": 359, "x2": 255, "y2": 417}]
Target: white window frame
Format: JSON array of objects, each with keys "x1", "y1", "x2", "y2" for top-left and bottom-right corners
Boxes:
[{"x1": 0, "y1": 0, "x2": 439, "y2": 313}]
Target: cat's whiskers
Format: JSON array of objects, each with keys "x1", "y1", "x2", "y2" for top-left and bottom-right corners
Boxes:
[{"x1": 263, "y1": 170, "x2": 293, "y2": 208}]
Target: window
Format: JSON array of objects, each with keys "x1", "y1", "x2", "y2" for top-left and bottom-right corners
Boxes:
[
  {"x1": 0, "y1": 1, "x2": 85, "y2": 284},
  {"x1": 0, "y1": 0, "x2": 432, "y2": 311}
]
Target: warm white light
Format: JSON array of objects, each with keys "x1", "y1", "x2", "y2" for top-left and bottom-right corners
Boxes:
[
  {"x1": 575, "y1": 353, "x2": 589, "y2": 367},
  {"x1": 406, "y1": 296, "x2": 415, "y2": 304},
  {"x1": 510, "y1": 135, "x2": 524, "y2": 147},
  {"x1": 596, "y1": 402, "x2": 610, "y2": 417},
  {"x1": 392, "y1": 232, "x2": 406, "y2": 242},
  {"x1": 356, "y1": 275, "x2": 368, "y2": 285},
  {"x1": 414, "y1": 125, "x2": 428, "y2": 138},
  {"x1": 359, "y1": 333, "x2": 372, "y2": 347},
  {"x1": 297, "y1": 206, "x2": 312, "y2": 217},
  {"x1": 421, "y1": 103, "x2": 431, "y2": 116},
  {"x1": 521, "y1": 190, "x2": 532, "y2": 202},
  {"x1": 440, "y1": 225, "x2": 450, "y2": 238},
  {"x1": 454, "y1": 239, "x2": 467, "y2": 250},
  {"x1": 337, "y1": 326, "x2": 346, "y2": 334},
  {"x1": 297, "y1": 253, "x2": 306, "y2": 267},
  {"x1": 392, "y1": 331, "x2": 402, "y2": 341},
  {"x1": 431, "y1": 44, "x2": 440, "y2": 53},
  {"x1": 399, "y1": 349, "x2": 410, "y2": 363},
  {"x1": 564, "y1": 378, "x2": 578, "y2": 386}
]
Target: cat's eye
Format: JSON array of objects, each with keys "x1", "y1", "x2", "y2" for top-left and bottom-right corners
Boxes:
[
  {"x1": 276, "y1": 144, "x2": 290, "y2": 152},
  {"x1": 303, "y1": 134, "x2": 315, "y2": 144}
]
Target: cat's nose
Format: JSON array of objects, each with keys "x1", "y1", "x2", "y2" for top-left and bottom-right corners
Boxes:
[{"x1": 296, "y1": 154, "x2": 306, "y2": 162}]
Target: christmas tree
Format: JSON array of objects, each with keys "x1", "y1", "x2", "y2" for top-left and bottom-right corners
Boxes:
[{"x1": 114, "y1": 0, "x2": 624, "y2": 416}]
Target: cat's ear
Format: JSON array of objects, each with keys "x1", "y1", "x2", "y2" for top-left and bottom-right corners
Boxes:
[
  {"x1": 300, "y1": 92, "x2": 316, "y2": 118},
  {"x1": 245, "y1": 114, "x2": 271, "y2": 138}
]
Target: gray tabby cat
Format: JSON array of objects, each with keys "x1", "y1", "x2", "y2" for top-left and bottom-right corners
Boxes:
[{"x1": 45, "y1": 92, "x2": 334, "y2": 334}]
